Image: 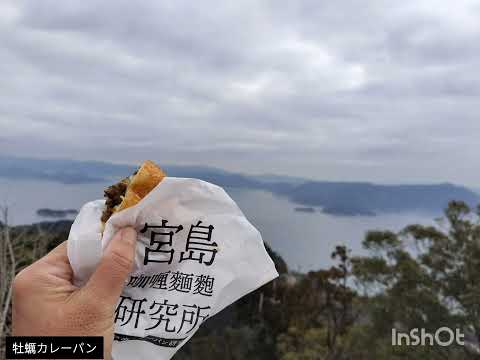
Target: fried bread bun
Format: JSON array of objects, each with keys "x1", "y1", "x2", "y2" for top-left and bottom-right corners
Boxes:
[{"x1": 101, "y1": 160, "x2": 166, "y2": 226}]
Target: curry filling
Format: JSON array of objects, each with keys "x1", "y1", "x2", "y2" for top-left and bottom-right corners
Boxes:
[{"x1": 101, "y1": 169, "x2": 138, "y2": 223}]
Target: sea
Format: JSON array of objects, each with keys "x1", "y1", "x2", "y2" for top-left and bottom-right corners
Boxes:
[{"x1": 0, "y1": 178, "x2": 436, "y2": 271}]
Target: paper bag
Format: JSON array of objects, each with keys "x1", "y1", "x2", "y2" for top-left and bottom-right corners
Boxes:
[{"x1": 67, "y1": 177, "x2": 279, "y2": 359}]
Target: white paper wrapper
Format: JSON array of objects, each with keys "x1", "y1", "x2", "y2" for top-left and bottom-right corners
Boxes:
[{"x1": 67, "y1": 177, "x2": 279, "y2": 360}]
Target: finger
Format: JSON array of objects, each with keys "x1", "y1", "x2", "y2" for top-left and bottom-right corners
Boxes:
[
  {"x1": 36, "y1": 241, "x2": 74, "y2": 282},
  {"x1": 82, "y1": 227, "x2": 137, "y2": 306},
  {"x1": 40, "y1": 241, "x2": 69, "y2": 266}
]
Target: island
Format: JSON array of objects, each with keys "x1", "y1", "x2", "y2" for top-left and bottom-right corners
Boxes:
[
  {"x1": 321, "y1": 206, "x2": 376, "y2": 217},
  {"x1": 36, "y1": 208, "x2": 78, "y2": 218},
  {"x1": 294, "y1": 207, "x2": 316, "y2": 213}
]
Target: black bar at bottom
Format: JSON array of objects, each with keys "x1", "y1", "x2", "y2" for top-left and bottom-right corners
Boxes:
[{"x1": 6, "y1": 336, "x2": 104, "y2": 359}]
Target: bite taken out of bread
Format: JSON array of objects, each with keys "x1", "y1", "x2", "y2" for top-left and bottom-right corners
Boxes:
[{"x1": 101, "y1": 160, "x2": 166, "y2": 227}]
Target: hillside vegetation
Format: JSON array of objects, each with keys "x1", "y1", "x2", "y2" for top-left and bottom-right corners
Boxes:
[{"x1": 2, "y1": 201, "x2": 480, "y2": 358}]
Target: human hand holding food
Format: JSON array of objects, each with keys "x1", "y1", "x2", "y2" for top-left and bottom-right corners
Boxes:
[{"x1": 12, "y1": 227, "x2": 137, "y2": 360}]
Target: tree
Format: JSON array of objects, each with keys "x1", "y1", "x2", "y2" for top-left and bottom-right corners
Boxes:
[
  {"x1": 276, "y1": 246, "x2": 357, "y2": 360},
  {"x1": 352, "y1": 201, "x2": 480, "y2": 359}
]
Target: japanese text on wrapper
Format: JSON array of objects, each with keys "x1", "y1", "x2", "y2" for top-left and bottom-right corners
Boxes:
[{"x1": 114, "y1": 219, "x2": 218, "y2": 345}]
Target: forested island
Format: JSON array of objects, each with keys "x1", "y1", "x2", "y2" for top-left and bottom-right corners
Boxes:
[
  {"x1": 2, "y1": 157, "x2": 479, "y2": 217},
  {"x1": 36, "y1": 208, "x2": 78, "y2": 218}
]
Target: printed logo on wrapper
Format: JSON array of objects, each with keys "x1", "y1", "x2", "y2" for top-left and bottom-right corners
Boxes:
[{"x1": 67, "y1": 177, "x2": 279, "y2": 360}]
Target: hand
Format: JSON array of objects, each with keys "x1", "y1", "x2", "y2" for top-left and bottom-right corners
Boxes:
[{"x1": 12, "y1": 227, "x2": 137, "y2": 360}]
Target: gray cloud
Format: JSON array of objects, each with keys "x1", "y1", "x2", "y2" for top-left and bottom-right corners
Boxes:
[{"x1": 1, "y1": 0, "x2": 480, "y2": 185}]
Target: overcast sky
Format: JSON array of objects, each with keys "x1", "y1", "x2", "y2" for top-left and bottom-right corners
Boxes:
[{"x1": 1, "y1": 1, "x2": 480, "y2": 185}]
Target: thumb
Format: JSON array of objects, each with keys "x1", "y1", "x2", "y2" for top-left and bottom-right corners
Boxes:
[{"x1": 82, "y1": 227, "x2": 137, "y2": 306}]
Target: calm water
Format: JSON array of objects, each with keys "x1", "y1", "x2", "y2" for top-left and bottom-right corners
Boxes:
[{"x1": 0, "y1": 178, "x2": 435, "y2": 270}]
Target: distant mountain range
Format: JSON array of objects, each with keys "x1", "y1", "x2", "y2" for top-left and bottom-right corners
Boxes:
[{"x1": 1, "y1": 156, "x2": 478, "y2": 216}]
